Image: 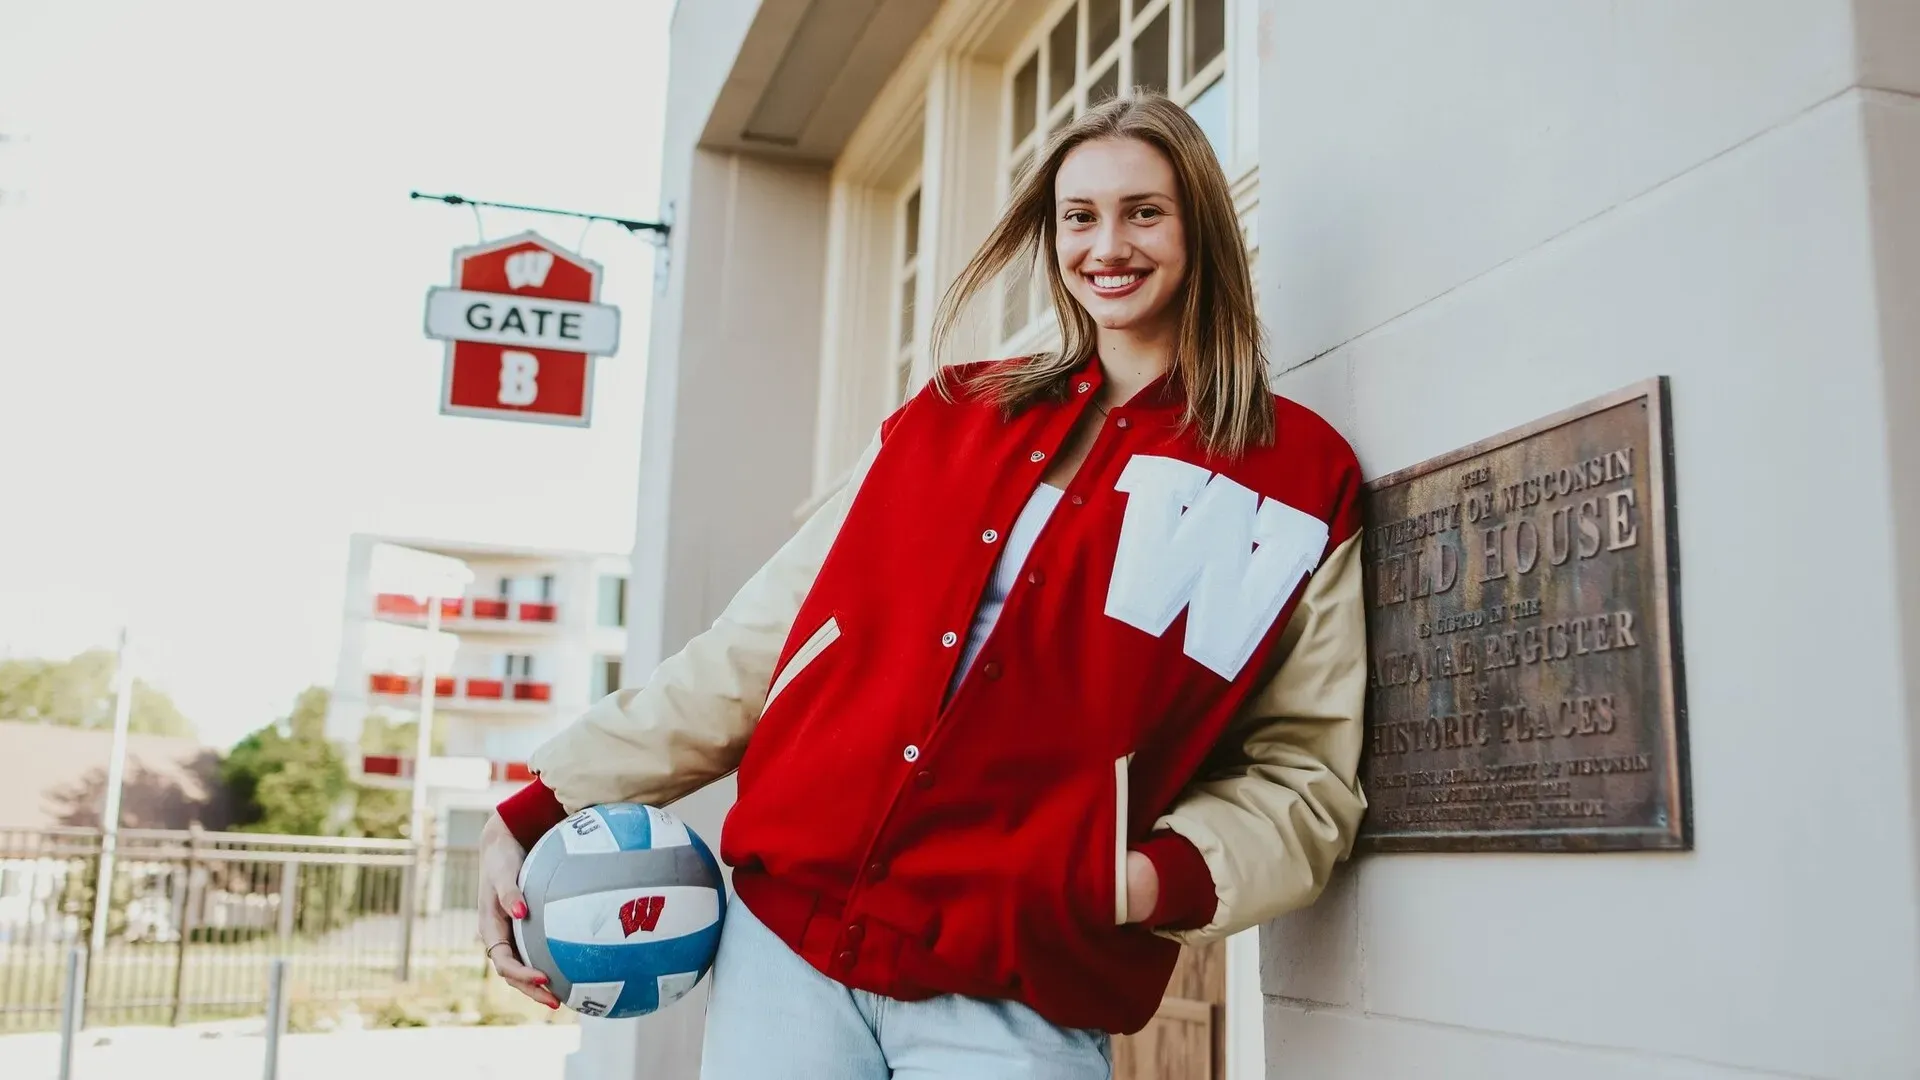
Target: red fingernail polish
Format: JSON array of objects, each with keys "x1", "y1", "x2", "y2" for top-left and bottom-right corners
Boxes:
[
  {"x1": 547, "y1": 1001, "x2": 559, "y2": 1010},
  {"x1": 533, "y1": 975, "x2": 548, "y2": 986},
  {"x1": 512, "y1": 902, "x2": 528, "y2": 919}
]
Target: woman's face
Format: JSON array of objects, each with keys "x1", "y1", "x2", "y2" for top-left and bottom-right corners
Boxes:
[{"x1": 1054, "y1": 136, "x2": 1189, "y2": 336}]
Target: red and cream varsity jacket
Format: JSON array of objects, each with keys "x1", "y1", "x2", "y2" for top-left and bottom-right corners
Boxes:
[{"x1": 497, "y1": 358, "x2": 1368, "y2": 1034}]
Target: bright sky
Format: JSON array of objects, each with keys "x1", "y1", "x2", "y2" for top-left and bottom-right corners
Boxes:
[{"x1": 0, "y1": 0, "x2": 673, "y2": 748}]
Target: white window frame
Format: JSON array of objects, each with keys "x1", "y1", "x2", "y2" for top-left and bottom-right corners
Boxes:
[
  {"x1": 995, "y1": 0, "x2": 1244, "y2": 353},
  {"x1": 889, "y1": 177, "x2": 927, "y2": 404}
]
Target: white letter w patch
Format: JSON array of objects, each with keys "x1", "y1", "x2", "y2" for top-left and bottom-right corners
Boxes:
[{"x1": 1105, "y1": 456, "x2": 1330, "y2": 680}]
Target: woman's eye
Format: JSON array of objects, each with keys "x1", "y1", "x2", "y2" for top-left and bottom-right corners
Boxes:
[
  {"x1": 1133, "y1": 206, "x2": 1164, "y2": 221},
  {"x1": 1065, "y1": 211, "x2": 1094, "y2": 225}
]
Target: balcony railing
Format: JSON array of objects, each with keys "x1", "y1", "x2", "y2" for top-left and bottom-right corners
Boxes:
[
  {"x1": 366, "y1": 673, "x2": 552, "y2": 704},
  {"x1": 360, "y1": 755, "x2": 539, "y2": 784},
  {"x1": 372, "y1": 594, "x2": 560, "y2": 627}
]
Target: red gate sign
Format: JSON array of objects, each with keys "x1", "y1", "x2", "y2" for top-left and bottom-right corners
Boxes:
[{"x1": 423, "y1": 231, "x2": 621, "y2": 426}]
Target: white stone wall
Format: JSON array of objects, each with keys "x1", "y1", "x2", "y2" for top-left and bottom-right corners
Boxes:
[{"x1": 1257, "y1": 2, "x2": 1920, "y2": 1077}]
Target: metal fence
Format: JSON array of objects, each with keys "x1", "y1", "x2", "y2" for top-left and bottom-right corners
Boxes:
[{"x1": 0, "y1": 825, "x2": 487, "y2": 1031}]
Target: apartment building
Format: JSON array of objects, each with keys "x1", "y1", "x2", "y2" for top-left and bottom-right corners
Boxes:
[{"x1": 326, "y1": 534, "x2": 628, "y2": 847}]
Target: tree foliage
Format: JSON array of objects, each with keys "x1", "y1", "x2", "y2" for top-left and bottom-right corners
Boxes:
[
  {"x1": 221, "y1": 686, "x2": 347, "y2": 836},
  {"x1": 0, "y1": 649, "x2": 197, "y2": 738}
]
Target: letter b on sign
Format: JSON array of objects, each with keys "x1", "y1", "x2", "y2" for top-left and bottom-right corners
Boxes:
[{"x1": 499, "y1": 350, "x2": 540, "y2": 406}]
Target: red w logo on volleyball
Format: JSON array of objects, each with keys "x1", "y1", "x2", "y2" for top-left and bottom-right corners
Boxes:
[{"x1": 618, "y1": 895, "x2": 665, "y2": 937}]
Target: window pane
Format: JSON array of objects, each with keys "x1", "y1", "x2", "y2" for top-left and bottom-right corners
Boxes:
[
  {"x1": 1132, "y1": 9, "x2": 1169, "y2": 95},
  {"x1": 1048, "y1": 9, "x2": 1077, "y2": 109},
  {"x1": 1009, "y1": 148, "x2": 1033, "y2": 192},
  {"x1": 596, "y1": 575, "x2": 626, "y2": 627},
  {"x1": 903, "y1": 189, "x2": 921, "y2": 264},
  {"x1": 1186, "y1": 76, "x2": 1228, "y2": 160},
  {"x1": 896, "y1": 356, "x2": 913, "y2": 403},
  {"x1": 1013, "y1": 55, "x2": 1039, "y2": 143},
  {"x1": 1187, "y1": 0, "x2": 1225, "y2": 78},
  {"x1": 1048, "y1": 104, "x2": 1072, "y2": 140},
  {"x1": 900, "y1": 271, "x2": 917, "y2": 348},
  {"x1": 1088, "y1": 61, "x2": 1119, "y2": 107},
  {"x1": 1088, "y1": 0, "x2": 1121, "y2": 60}
]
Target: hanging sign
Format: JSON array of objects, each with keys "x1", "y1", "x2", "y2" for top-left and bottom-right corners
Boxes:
[{"x1": 423, "y1": 230, "x2": 621, "y2": 426}]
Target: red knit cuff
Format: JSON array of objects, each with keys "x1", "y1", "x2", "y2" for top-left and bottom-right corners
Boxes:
[
  {"x1": 497, "y1": 780, "x2": 568, "y2": 850},
  {"x1": 1135, "y1": 831, "x2": 1218, "y2": 930}
]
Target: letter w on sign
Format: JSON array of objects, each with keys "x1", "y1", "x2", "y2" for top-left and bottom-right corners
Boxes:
[
  {"x1": 618, "y1": 895, "x2": 666, "y2": 938},
  {"x1": 1107, "y1": 456, "x2": 1330, "y2": 679}
]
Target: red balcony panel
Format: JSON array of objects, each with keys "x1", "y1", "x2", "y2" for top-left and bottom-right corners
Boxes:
[
  {"x1": 471, "y1": 598, "x2": 509, "y2": 620},
  {"x1": 375, "y1": 593, "x2": 427, "y2": 617},
  {"x1": 435, "y1": 676, "x2": 456, "y2": 697},
  {"x1": 518, "y1": 602, "x2": 558, "y2": 623},
  {"x1": 362, "y1": 754, "x2": 405, "y2": 778},
  {"x1": 502, "y1": 761, "x2": 535, "y2": 783},
  {"x1": 465, "y1": 678, "x2": 505, "y2": 700},
  {"x1": 511, "y1": 682, "x2": 553, "y2": 702},
  {"x1": 440, "y1": 598, "x2": 465, "y2": 619},
  {"x1": 368, "y1": 673, "x2": 415, "y2": 695}
]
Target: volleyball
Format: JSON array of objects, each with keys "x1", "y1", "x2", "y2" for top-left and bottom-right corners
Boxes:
[{"x1": 512, "y1": 803, "x2": 726, "y2": 1018}]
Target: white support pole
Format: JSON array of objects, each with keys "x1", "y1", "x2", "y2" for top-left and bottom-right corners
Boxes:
[
  {"x1": 58, "y1": 945, "x2": 86, "y2": 1080},
  {"x1": 410, "y1": 594, "x2": 442, "y2": 857},
  {"x1": 89, "y1": 630, "x2": 135, "y2": 964},
  {"x1": 398, "y1": 595, "x2": 442, "y2": 981},
  {"x1": 262, "y1": 958, "x2": 289, "y2": 1080}
]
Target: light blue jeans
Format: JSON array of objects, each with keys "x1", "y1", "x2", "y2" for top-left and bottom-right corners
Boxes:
[{"x1": 699, "y1": 898, "x2": 1112, "y2": 1079}]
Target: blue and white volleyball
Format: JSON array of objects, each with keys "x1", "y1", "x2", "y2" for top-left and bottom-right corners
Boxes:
[{"x1": 513, "y1": 803, "x2": 726, "y2": 1018}]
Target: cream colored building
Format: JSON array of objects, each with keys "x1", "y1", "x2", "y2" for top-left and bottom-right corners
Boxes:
[{"x1": 591, "y1": 0, "x2": 1920, "y2": 1077}]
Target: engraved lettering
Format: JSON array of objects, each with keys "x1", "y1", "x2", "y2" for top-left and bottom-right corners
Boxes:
[{"x1": 1607, "y1": 488, "x2": 1639, "y2": 551}]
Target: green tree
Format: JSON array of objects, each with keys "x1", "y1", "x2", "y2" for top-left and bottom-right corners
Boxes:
[
  {"x1": 221, "y1": 687, "x2": 347, "y2": 836},
  {"x1": 0, "y1": 649, "x2": 197, "y2": 738},
  {"x1": 350, "y1": 712, "x2": 447, "y2": 839}
]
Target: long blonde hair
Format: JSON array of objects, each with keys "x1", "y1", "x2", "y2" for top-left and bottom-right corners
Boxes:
[{"x1": 931, "y1": 93, "x2": 1271, "y2": 456}]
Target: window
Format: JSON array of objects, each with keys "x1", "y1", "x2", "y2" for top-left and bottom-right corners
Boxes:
[
  {"x1": 891, "y1": 185, "x2": 924, "y2": 403},
  {"x1": 999, "y1": 0, "x2": 1233, "y2": 344},
  {"x1": 591, "y1": 656, "x2": 624, "y2": 699},
  {"x1": 496, "y1": 654, "x2": 536, "y2": 680},
  {"x1": 597, "y1": 574, "x2": 627, "y2": 628}
]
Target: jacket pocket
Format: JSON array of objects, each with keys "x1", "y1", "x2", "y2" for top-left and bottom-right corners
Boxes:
[
  {"x1": 1111, "y1": 753, "x2": 1133, "y2": 926},
  {"x1": 763, "y1": 615, "x2": 841, "y2": 712}
]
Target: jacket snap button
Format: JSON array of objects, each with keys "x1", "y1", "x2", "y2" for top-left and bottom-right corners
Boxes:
[
  {"x1": 982, "y1": 529, "x2": 999, "y2": 543},
  {"x1": 914, "y1": 770, "x2": 935, "y2": 789},
  {"x1": 845, "y1": 923, "x2": 864, "y2": 944},
  {"x1": 1077, "y1": 381, "x2": 1090, "y2": 393},
  {"x1": 1030, "y1": 450, "x2": 1045, "y2": 463},
  {"x1": 1027, "y1": 570, "x2": 1045, "y2": 586},
  {"x1": 1070, "y1": 495, "x2": 1085, "y2": 506},
  {"x1": 903, "y1": 744, "x2": 921, "y2": 762},
  {"x1": 866, "y1": 861, "x2": 887, "y2": 880},
  {"x1": 941, "y1": 631, "x2": 958, "y2": 647},
  {"x1": 1116, "y1": 417, "x2": 1130, "y2": 429},
  {"x1": 836, "y1": 950, "x2": 856, "y2": 968},
  {"x1": 982, "y1": 661, "x2": 1003, "y2": 680}
]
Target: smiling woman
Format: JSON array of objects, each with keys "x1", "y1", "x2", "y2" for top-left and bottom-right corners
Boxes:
[{"x1": 1000, "y1": 0, "x2": 1236, "y2": 344}]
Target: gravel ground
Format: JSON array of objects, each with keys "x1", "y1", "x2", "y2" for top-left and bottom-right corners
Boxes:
[{"x1": 3, "y1": 1020, "x2": 581, "y2": 1080}]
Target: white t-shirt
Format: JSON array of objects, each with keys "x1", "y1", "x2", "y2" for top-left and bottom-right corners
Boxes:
[{"x1": 948, "y1": 483, "x2": 1066, "y2": 695}]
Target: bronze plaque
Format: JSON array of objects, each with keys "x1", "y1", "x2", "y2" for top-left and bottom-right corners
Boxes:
[{"x1": 1358, "y1": 379, "x2": 1689, "y2": 852}]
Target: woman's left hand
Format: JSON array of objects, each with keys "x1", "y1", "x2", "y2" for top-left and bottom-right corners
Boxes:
[{"x1": 1123, "y1": 851, "x2": 1159, "y2": 924}]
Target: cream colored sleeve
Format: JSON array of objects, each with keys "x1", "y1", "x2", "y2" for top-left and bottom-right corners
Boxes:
[
  {"x1": 1152, "y1": 530, "x2": 1369, "y2": 945},
  {"x1": 527, "y1": 435, "x2": 882, "y2": 814}
]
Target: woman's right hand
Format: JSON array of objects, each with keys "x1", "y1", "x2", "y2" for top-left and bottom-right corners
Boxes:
[{"x1": 477, "y1": 812, "x2": 561, "y2": 1009}]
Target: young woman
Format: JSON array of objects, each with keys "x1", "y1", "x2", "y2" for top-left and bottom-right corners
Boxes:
[{"x1": 477, "y1": 93, "x2": 1368, "y2": 1079}]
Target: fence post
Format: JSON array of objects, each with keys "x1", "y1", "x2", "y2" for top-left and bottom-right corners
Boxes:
[
  {"x1": 397, "y1": 815, "x2": 433, "y2": 983},
  {"x1": 58, "y1": 945, "x2": 87, "y2": 1080},
  {"x1": 169, "y1": 823, "x2": 203, "y2": 1027},
  {"x1": 262, "y1": 958, "x2": 288, "y2": 1080},
  {"x1": 278, "y1": 861, "x2": 299, "y2": 940}
]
